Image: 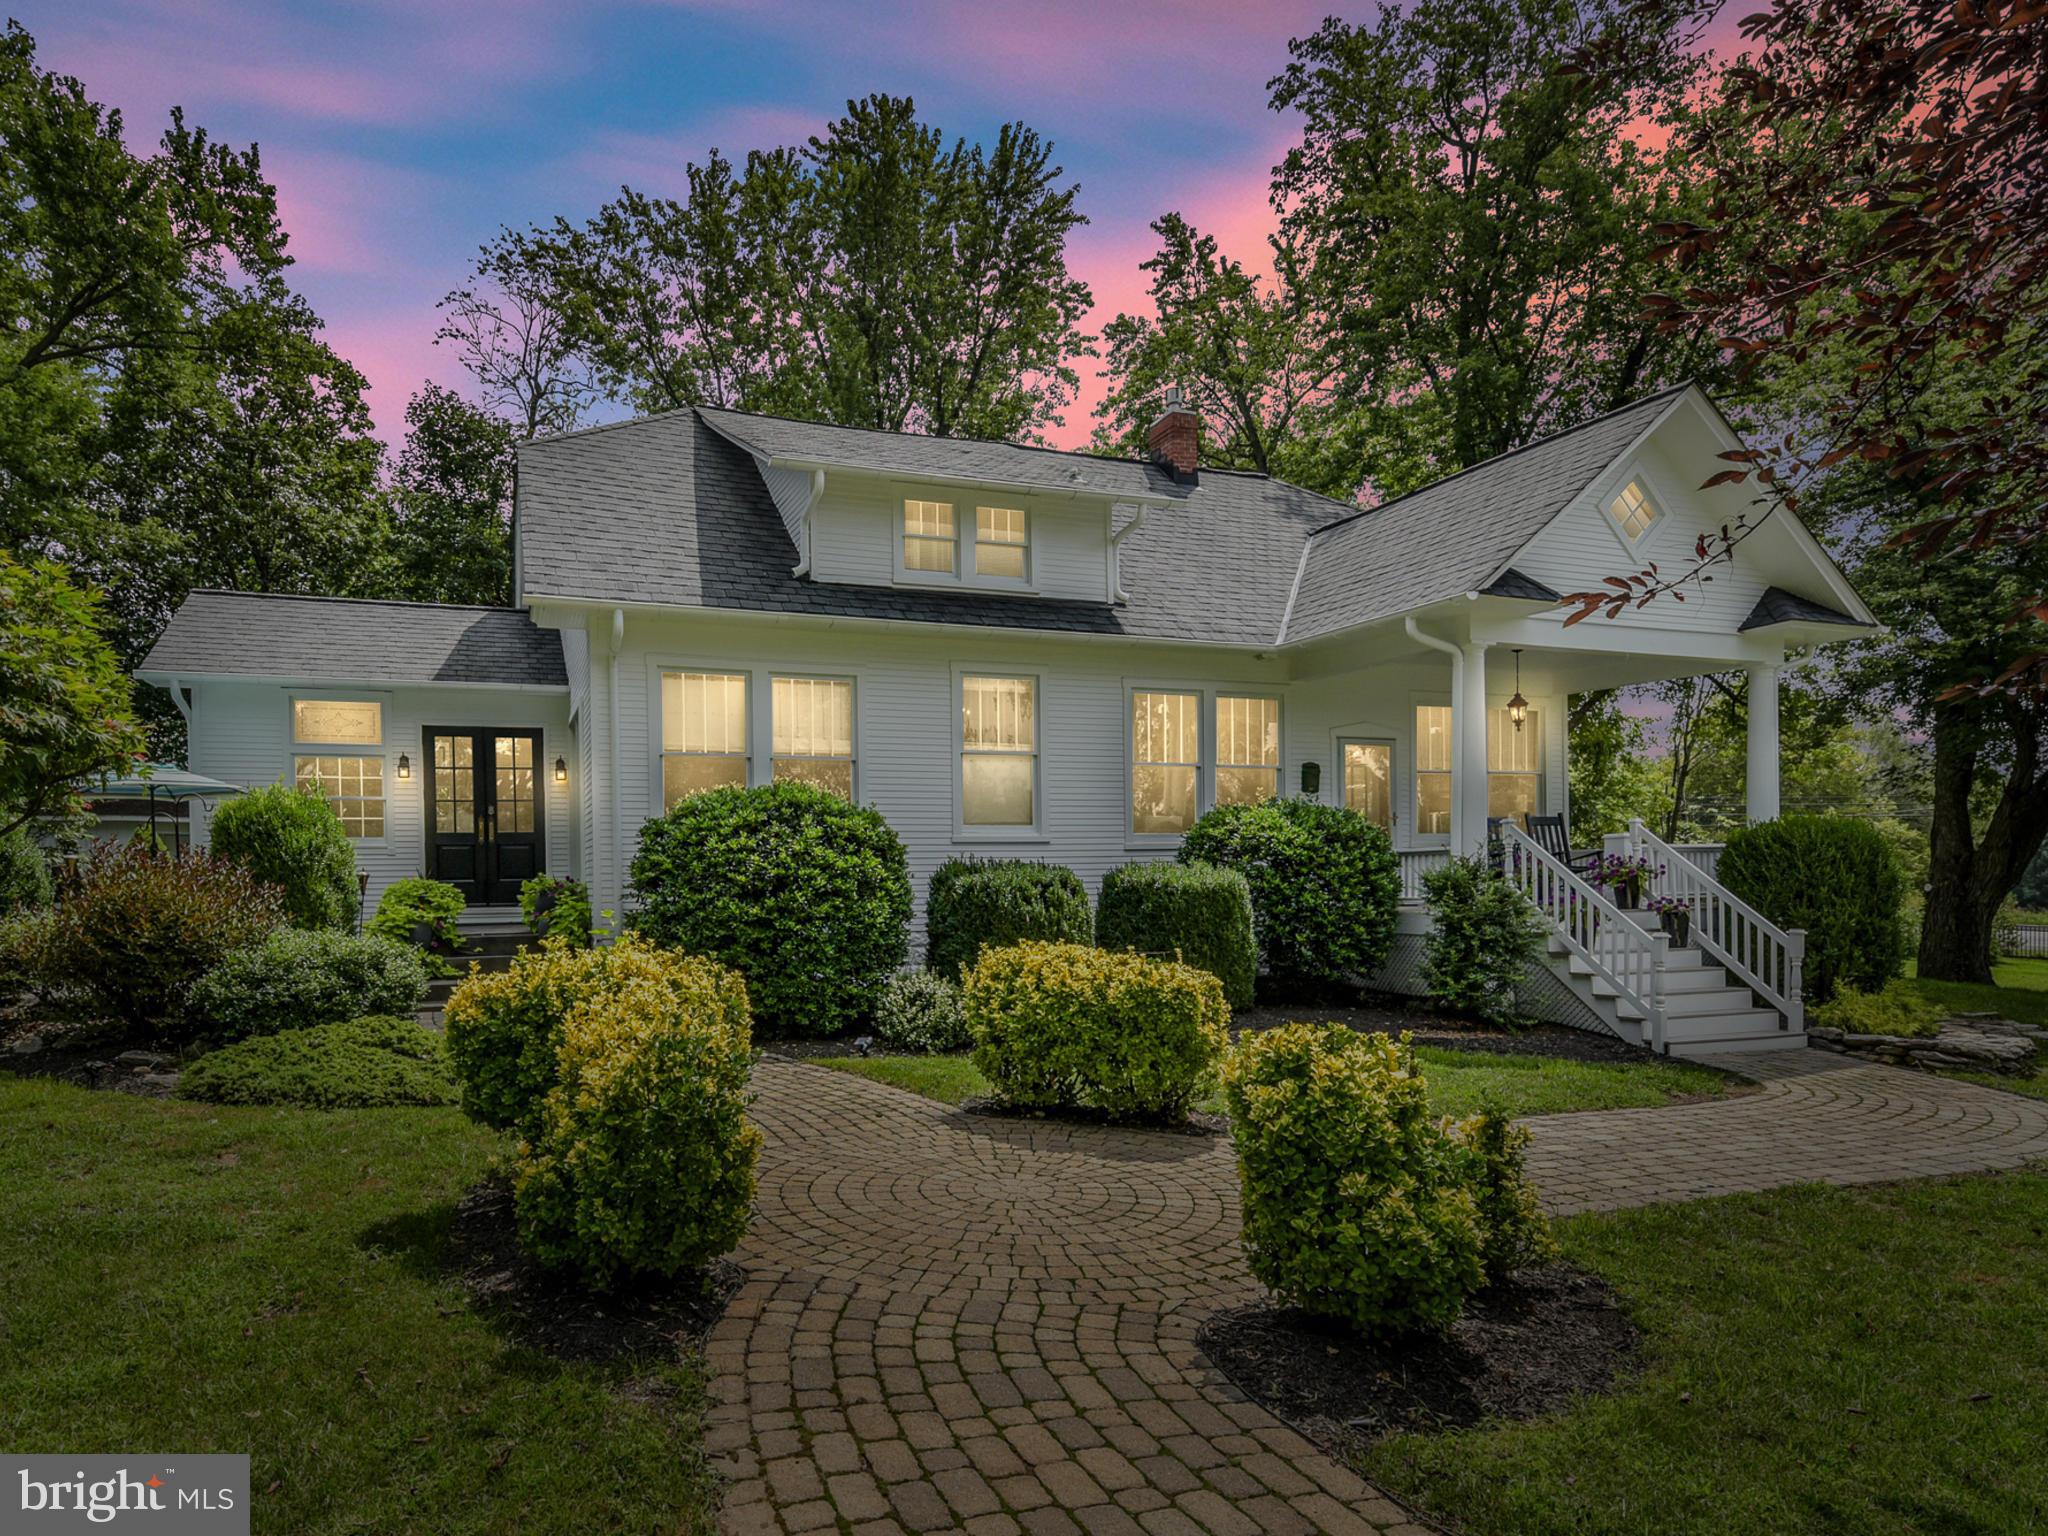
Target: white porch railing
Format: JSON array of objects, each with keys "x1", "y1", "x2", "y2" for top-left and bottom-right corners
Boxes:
[
  {"x1": 1603, "y1": 832, "x2": 1724, "y2": 879},
  {"x1": 1624, "y1": 818, "x2": 1805, "y2": 1033},
  {"x1": 1502, "y1": 823, "x2": 1669, "y2": 1052},
  {"x1": 1396, "y1": 849, "x2": 1452, "y2": 902}
]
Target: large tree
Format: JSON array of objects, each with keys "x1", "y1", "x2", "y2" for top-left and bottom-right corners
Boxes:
[
  {"x1": 511, "y1": 95, "x2": 1094, "y2": 441},
  {"x1": 1267, "y1": 0, "x2": 1727, "y2": 492},
  {"x1": 387, "y1": 384, "x2": 515, "y2": 607},
  {"x1": 436, "y1": 237, "x2": 592, "y2": 440}
]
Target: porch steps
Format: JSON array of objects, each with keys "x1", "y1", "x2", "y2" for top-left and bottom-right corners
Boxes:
[
  {"x1": 422, "y1": 917, "x2": 535, "y2": 1008},
  {"x1": 1543, "y1": 918, "x2": 1803, "y2": 1058}
]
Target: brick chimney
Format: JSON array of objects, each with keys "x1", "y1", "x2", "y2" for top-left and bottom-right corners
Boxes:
[{"x1": 1146, "y1": 387, "x2": 1200, "y2": 482}]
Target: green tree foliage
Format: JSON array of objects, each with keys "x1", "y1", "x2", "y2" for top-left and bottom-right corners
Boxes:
[
  {"x1": 0, "y1": 553, "x2": 144, "y2": 838},
  {"x1": 1717, "y1": 816, "x2": 1906, "y2": 1002},
  {"x1": 509, "y1": 94, "x2": 1093, "y2": 441},
  {"x1": 386, "y1": 384, "x2": 515, "y2": 606},
  {"x1": 1566, "y1": 691, "x2": 1669, "y2": 839}
]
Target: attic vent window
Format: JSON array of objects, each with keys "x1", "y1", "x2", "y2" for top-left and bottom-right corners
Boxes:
[{"x1": 1607, "y1": 478, "x2": 1660, "y2": 540}]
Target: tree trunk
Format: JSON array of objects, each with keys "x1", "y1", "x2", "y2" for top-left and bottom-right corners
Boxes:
[{"x1": 1918, "y1": 701, "x2": 2048, "y2": 983}]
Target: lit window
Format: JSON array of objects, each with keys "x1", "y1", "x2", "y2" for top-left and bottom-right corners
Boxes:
[
  {"x1": 1343, "y1": 742, "x2": 1392, "y2": 832},
  {"x1": 1607, "y1": 478, "x2": 1660, "y2": 539},
  {"x1": 1415, "y1": 705, "x2": 1452, "y2": 837},
  {"x1": 772, "y1": 676, "x2": 854, "y2": 798},
  {"x1": 661, "y1": 671, "x2": 748, "y2": 807},
  {"x1": 975, "y1": 506, "x2": 1029, "y2": 579},
  {"x1": 1131, "y1": 690, "x2": 1200, "y2": 835},
  {"x1": 1215, "y1": 696, "x2": 1279, "y2": 807},
  {"x1": 904, "y1": 499, "x2": 957, "y2": 573},
  {"x1": 961, "y1": 675, "x2": 1036, "y2": 827},
  {"x1": 291, "y1": 699, "x2": 383, "y2": 837},
  {"x1": 1487, "y1": 706, "x2": 1539, "y2": 822}
]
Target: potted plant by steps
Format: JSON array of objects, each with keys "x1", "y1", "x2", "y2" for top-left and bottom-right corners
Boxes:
[
  {"x1": 1649, "y1": 893, "x2": 1692, "y2": 946},
  {"x1": 1588, "y1": 851, "x2": 1661, "y2": 910}
]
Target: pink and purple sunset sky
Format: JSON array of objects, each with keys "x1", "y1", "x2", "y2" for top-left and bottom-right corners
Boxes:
[{"x1": 33, "y1": 0, "x2": 1748, "y2": 451}]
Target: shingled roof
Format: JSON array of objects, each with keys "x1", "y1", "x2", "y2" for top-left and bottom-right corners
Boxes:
[
  {"x1": 1739, "y1": 585, "x2": 1862, "y2": 631},
  {"x1": 140, "y1": 591, "x2": 568, "y2": 687}
]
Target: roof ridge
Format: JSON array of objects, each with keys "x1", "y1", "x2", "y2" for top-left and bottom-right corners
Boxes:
[
  {"x1": 699, "y1": 403, "x2": 1163, "y2": 472},
  {"x1": 184, "y1": 588, "x2": 534, "y2": 616},
  {"x1": 520, "y1": 403, "x2": 702, "y2": 449},
  {"x1": 1303, "y1": 384, "x2": 1695, "y2": 540}
]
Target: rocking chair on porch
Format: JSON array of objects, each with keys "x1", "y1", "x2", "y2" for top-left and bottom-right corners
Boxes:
[{"x1": 1523, "y1": 813, "x2": 1600, "y2": 876}]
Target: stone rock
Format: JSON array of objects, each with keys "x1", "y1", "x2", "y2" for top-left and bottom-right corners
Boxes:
[
  {"x1": 9, "y1": 1032, "x2": 45, "y2": 1055},
  {"x1": 115, "y1": 1049, "x2": 169, "y2": 1069},
  {"x1": 113, "y1": 1072, "x2": 180, "y2": 1097}
]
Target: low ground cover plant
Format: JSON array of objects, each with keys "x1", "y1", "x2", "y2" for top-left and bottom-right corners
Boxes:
[
  {"x1": 368, "y1": 877, "x2": 468, "y2": 975},
  {"x1": 1421, "y1": 856, "x2": 1545, "y2": 1024},
  {"x1": 209, "y1": 783, "x2": 358, "y2": 930},
  {"x1": 629, "y1": 782, "x2": 910, "y2": 1036},
  {"x1": 1717, "y1": 815, "x2": 1904, "y2": 1001},
  {"x1": 189, "y1": 929, "x2": 429, "y2": 1041},
  {"x1": 873, "y1": 968, "x2": 970, "y2": 1053},
  {"x1": 1220, "y1": 1023, "x2": 1549, "y2": 1335},
  {"x1": 1179, "y1": 799, "x2": 1399, "y2": 997},
  {"x1": 965, "y1": 941, "x2": 1229, "y2": 1121},
  {"x1": 176, "y1": 1014, "x2": 456, "y2": 1108},
  {"x1": 1810, "y1": 979, "x2": 1947, "y2": 1038},
  {"x1": 1096, "y1": 859, "x2": 1256, "y2": 1009},
  {"x1": 926, "y1": 857, "x2": 1093, "y2": 979}
]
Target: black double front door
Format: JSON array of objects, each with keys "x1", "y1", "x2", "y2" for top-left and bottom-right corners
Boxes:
[{"x1": 423, "y1": 728, "x2": 545, "y2": 905}]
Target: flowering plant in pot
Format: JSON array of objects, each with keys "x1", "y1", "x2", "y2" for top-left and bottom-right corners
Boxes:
[
  {"x1": 1647, "y1": 893, "x2": 1692, "y2": 946},
  {"x1": 1587, "y1": 852, "x2": 1660, "y2": 909}
]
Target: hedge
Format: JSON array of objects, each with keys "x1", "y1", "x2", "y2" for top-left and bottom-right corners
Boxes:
[
  {"x1": 209, "y1": 783, "x2": 358, "y2": 931},
  {"x1": 1095, "y1": 860, "x2": 1256, "y2": 1009},
  {"x1": 189, "y1": 929, "x2": 429, "y2": 1041},
  {"x1": 926, "y1": 857, "x2": 1092, "y2": 980},
  {"x1": 1716, "y1": 815, "x2": 1905, "y2": 1002}
]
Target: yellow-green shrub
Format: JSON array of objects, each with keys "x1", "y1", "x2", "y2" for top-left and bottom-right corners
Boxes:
[
  {"x1": 1220, "y1": 1024, "x2": 1485, "y2": 1336},
  {"x1": 964, "y1": 941, "x2": 1229, "y2": 1121},
  {"x1": 1810, "y1": 980, "x2": 1946, "y2": 1038},
  {"x1": 512, "y1": 951, "x2": 761, "y2": 1286},
  {"x1": 442, "y1": 940, "x2": 617, "y2": 1130}
]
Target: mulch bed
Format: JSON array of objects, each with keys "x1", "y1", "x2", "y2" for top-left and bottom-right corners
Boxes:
[
  {"x1": 1198, "y1": 1263, "x2": 1639, "y2": 1455},
  {"x1": 959, "y1": 1095, "x2": 1226, "y2": 1137},
  {"x1": 446, "y1": 1180, "x2": 742, "y2": 1366},
  {"x1": 1232, "y1": 999, "x2": 1676, "y2": 1066}
]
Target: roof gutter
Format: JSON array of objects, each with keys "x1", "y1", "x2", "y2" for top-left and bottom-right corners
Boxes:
[
  {"x1": 1107, "y1": 504, "x2": 1146, "y2": 603},
  {"x1": 790, "y1": 467, "x2": 826, "y2": 579},
  {"x1": 607, "y1": 607, "x2": 625, "y2": 913},
  {"x1": 762, "y1": 454, "x2": 1183, "y2": 510}
]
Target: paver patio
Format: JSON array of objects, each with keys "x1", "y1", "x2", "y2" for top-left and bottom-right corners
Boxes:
[{"x1": 706, "y1": 1050, "x2": 2048, "y2": 1534}]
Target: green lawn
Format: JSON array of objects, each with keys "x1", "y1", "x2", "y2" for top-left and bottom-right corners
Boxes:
[
  {"x1": 0, "y1": 1077, "x2": 718, "y2": 1535},
  {"x1": 1902, "y1": 955, "x2": 2048, "y2": 1026},
  {"x1": 818, "y1": 1043, "x2": 1732, "y2": 1120},
  {"x1": 1364, "y1": 1171, "x2": 2048, "y2": 1535}
]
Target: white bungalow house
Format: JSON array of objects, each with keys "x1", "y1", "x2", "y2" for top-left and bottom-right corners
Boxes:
[{"x1": 139, "y1": 383, "x2": 1877, "y2": 1055}]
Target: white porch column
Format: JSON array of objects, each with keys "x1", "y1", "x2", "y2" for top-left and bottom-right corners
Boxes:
[
  {"x1": 1746, "y1": 661, "x2": 1782, "y2": 824},
  {"x1": 1459, "y1": 640, "x2": 1492, "y2": 854}
]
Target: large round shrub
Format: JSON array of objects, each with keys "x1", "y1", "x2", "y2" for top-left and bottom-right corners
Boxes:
[
  {"x1": 965, "y1": 941, "x2": 1229, "y2": 1121},
  {"x1": 1178, "y1": 799, "x2": 1399, "y2": 997},
  {"x1": 873, "y1": 969, "x2": 971, "y2": 1053},
  {"x1": 1095, "y1": 860, "x2": 1256, "y2": 1009},
  {"x1": 0, "y1": 828, "x2": 52, "y2": 918},
  {"x1": 189, "y1": 929, "x2": 428, "y2": 1041},
  {"x1": 209, "y1": 783, "x2": 357, "y2": 931},
  {"x1": 926, "y1": 857, "x2": 1093, "y2": 979},
  {"x1": 32, "y1": 844, "x2": 285, "y2": 1036},
  {"x1": 1220, "y1": 1024, "x2": 1484, "y2": 1336},
  {"x1": 1419, "y1": 856, "x2": 1544, "y2": 1024},
  {"x1": 177, "y1": 1015, "x2": 456, "y2": 1109},
  {"x1": 628, "y1": 782, "x2": 911, "y2": 1036},
  {"x1": 1716, "y1": 815, "x2": 1904, "y2": 1001},
  {"x1": 513, "y1": 947, "x2": 761, "y2": 1286},
  {"x1": 442, "y1": 939, "x2": 619, "y2": 1130}
]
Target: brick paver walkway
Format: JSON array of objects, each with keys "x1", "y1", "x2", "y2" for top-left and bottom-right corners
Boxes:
[{"x1": 707, "y1": 1050, "x2": 2048, "y2": 1533}]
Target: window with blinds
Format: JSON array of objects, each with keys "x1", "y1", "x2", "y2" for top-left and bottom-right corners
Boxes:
[
  {"x1": 961, "y1": 674, "x2": 1036, "y2": 827},
  {"x1": 772, "y1": 676, "x2": 854, "y2": 798},
  {"x1": 661, "y1": 670, "x2": 748, "y2": 807},
  {"x1": 1131, "y1": 690, "x2": 1200, "y2": 834}
]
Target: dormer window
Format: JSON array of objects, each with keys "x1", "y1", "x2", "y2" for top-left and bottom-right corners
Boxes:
[
  {"x1": 975, "y1": 506, "x2": 1029, "y2": 579},
  {"x1": 1607, "y1": 477, "x2": 1660, "y2": 540},
  {"x1": 904, "y1": 499, "x2": 957, "y2": 573}
]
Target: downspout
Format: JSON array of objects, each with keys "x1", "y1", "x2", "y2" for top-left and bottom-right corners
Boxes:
[
  {"x1": 1404, "y1": 617, "x2": 1464, "y2": 851},
  {"x1": 607, "y1": 608, "x2": 625, "y2": 920},
  {"x1": 790, "y1": 468, "x2": 825, "y2": 578},
  {"x1": 1108, "y1": 504, "x2": 1147, "y2": 603}
]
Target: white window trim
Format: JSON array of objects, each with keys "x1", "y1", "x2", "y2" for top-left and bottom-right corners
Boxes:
[
  {"x1": 769, "y1": 672, "x2": 859, "y2": 800},
  {"x1": 953, "y1": 665, "x2": 1047, "y2": 843},
  {"x1": 286, "y1": 691, "x2": 390, "y2": 845},
  {"x1": 1122, "y1": 683, "x2": 1284, "y2": 850},
  {"x1": 894, "y1": 485, "x2": 1039, "y2": 595},
  {"x1": 1586, "y1": 458, "x2": 1679, "y2": 558}
]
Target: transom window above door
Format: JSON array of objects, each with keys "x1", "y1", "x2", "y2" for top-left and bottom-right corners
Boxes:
[{"x1": 660, "y1": 670, "x2": 748, "y2": 808}]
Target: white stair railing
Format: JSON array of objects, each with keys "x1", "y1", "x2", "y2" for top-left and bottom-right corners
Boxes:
[
  {"x1": 1502, "y1": 823, "x2": 1669, "y2": 1053},
  {"x1": 1628, "y1": 818, "x2": 1805, "y2": 1033}
]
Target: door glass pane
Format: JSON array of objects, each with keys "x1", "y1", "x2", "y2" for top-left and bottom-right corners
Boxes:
[
  {"x1": 1343, "y1": 743, "x2": 1392, "y2": 831},
  {"x1": 494, "y1": 736, "x2": 536, "y2": 834},
  {"x1": 432, "y1": 734, "x2": 474, "y2": 834}
]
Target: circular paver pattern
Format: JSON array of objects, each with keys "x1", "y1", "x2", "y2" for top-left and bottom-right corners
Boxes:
[{"x1": 708, "y1": 1049, "x2": 2048, "y2": 1534}]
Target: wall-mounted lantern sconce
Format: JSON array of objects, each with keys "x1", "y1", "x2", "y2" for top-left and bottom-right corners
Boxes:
[
  {"x1": 396, "y1": 752, "x2": 411, "y2": 780},
  {"x1": 554, "y1": 756, "x2": 568, "y2": 784}
]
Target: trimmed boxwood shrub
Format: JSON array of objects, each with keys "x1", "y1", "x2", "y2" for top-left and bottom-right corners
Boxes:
[
  {"x1": 512, "y1": 945, "x2": 761, "y2": 1286},
  {"x1": 926, "y1": 857, "x2": 1092, "y2": 980},
  {"x1": 0, "y1": 828, "x2": 51, "y2": 917},
  {"x1": 209, "y1": 783, "x2": 358, "y2": 931},
  {"x1": 176, "y1": 1014, "x2": 456, "y2": 1108},
  {"x1": 873, "y1": 969, "x2": 971, "y2": 1053},
  {"x1": 1716, "y1": 815, "x2": 1905, "y2": 1001},
  {"x1": 1420, "y1": 856, "x2": 1544, "y2": 1024},
  {"x1": 965, "y1": 941, "x2": 1229, "y2": 1121},
  {"x1": 1179, "y1": 799, "x2": 1399, "y2": 997},
  {"x1": 32, "y1": 845, "x2": 285, "y2": 1036},
  {"x1": 189, "y1": 929, "x2": 429, "y2": 1041},
  {"x1": 442, "y1": 939, "x2": 618, "y2": 1131},
  {"x1": 1095, "y1": 860, "x2": 1256, "y2": 1009},
  {"x1": 368, "y1": 877, "x2": 468, "y2": 976},
  {"x1": 1220, "y1": 1023, "x2": 1485, "y2": 1335},
  {"x1": 628, "y1": 782, "x2": 911, "y2": 1037}
]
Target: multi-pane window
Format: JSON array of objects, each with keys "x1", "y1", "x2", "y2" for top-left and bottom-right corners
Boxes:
[
  {"x1": 661, "y1": 670, "x2": 748, "y2": 808},
  {"x1": 904, "y1": 499, "x2": 958, "y2": 573},
  {"x1": 431, "y1": 734, "x2": 474, "y2": 834},
  {"x1": 1415, "y1": 705, "x2": 1453, "y2": 837},
  {"x1": 1487, "y1": 707, "x2": 1540, "y2": 823},
  {"x1": 291, "y1": 698, "x2": 384, "y2": 838},
  {"x1": 1131, "y1": 691, "x2": 1200, "y2": 835},
  {"x1": 1343, "y1": 741, "x2": 1392, "y2": 832},
  {"x1": 1215, "y1": 696, "x2": 1279, "y2": 807},
  {"x1": 495, "y1": 735, "x2": 537, "y2": 833},
  {"x1": 961, "y1": 675, "x2": 1036, "y2": 827},
  {"x1": 1607, "y1": 477, "x2": 1659, "y2": 539},
  {"x1": 975, "y1": 506, "x2": 1029, "y2": 579},
  {"x1": 773, "y1": 676, "x2": 854, "y2": 798}
]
